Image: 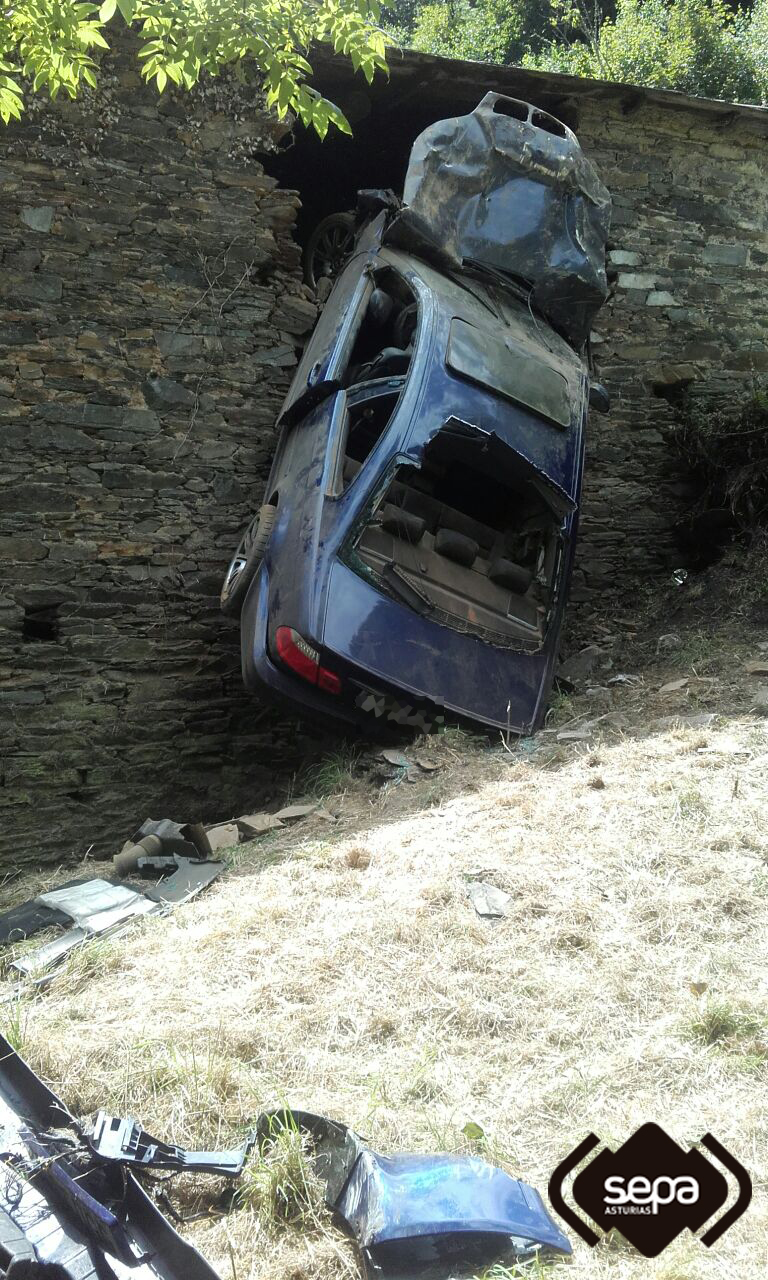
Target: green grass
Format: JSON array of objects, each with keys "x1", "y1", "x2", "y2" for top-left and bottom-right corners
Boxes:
[
  {"x1": 473, "y1": 1257, "x2": 558, "y2": 1279},
  {"x1": 237, "y1": 1112, "x2": 326, "y2": 1230},
  {"x1": 688, "y1": 996, "x2": 765, "y2": 1047},
  {"x1": 0, "y1": 996, "x2": 31, "y2": 1054},
  {"x1": 303, "y1": 744, "x2": 362, "y2": 797}
]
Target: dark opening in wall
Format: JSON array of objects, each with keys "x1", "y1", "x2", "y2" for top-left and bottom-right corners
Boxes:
[
  {"x1": 23, "y1": 604, "x2": 60, "y2": 643},
  {"x1": 262, "y1": 60, "x2": 580, "y2": 255}
]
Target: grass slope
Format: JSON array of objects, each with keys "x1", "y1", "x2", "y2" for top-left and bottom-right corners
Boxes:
[{"x1": 2, "y1": 613, "x2": 767, "y2": 1280}]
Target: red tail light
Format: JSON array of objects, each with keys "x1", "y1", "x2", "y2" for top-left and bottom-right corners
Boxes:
[{"x1": 275, "y1": 626, "x2": 341, "y2": 695}]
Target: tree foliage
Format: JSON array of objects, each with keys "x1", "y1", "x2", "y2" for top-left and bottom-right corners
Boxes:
[
  {"x1": 0, "y1": 0, "x2": 390, "y2": 133},
  {"x1": 385, "y1": 0, "x2": 553, "y2": 64},
  {"x1": 385, "y1": 0, "x2": 768, "y2": 103},
  {"x1": 528, "y1": 0, "x2": 768, "y2": 102}
]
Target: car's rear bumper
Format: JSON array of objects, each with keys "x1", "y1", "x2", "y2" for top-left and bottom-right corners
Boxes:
[{"x1": 322, "y1": 561, "x2": 557, "y2": 734}]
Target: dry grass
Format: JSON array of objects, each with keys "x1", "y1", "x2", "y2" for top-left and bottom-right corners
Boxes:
[{"x1": 2, "y1": 618, "x2": 768, "y2": 1280}]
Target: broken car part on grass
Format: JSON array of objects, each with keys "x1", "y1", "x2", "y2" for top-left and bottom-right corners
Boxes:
[
  {"x1": 0, "y1": 1032, "x2": 220, "y2": 1280},
  {"x1": 86, "y1": 1112, "x2": 255, "y2": 1178},
  {"x1": 256, "y1": 1109, "x2": 571, "y2": 1278},
  {"x1": 0, "y1": 818, "x2": 225, "y2": 980},
  {"x1": 222, "y1": 94, "x2": 611, "y2": 737}
]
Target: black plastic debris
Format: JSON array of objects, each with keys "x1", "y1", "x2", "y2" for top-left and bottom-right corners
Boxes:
[
  {"x1": 0, "y1": 819, "x2": 225, "y2": 978},
  {"x1": 256, "y1": 1109, "x2": 571, "y2": 1278},
  {"x1": 113, "y1": 817, "x2": 213, "y2": 875},
  {"x1": 86, "y1": 1112, "x2": 255, "y2": 1178},
  {"x1": 0, "y1": 1032, "x2": 221, "y2": 1280}
]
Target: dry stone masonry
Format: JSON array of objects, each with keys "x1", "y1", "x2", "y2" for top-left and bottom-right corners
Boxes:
[
  {"x1": 0, "y1": 46, "x2": 319, "y2": 865},
  {"x1": 2, "y1": 44, "x2": 768, "y2": 865},
  {"x1": 574, "y1": 95, "x2": 768, "y2": 600}
]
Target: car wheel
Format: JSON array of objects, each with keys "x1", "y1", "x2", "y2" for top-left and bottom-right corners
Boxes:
[
  {"x1": 303, "y1": 211, "x2": 356, "y2": 291},
  {"x1": 220, "y1": 503, "x2": 277, "y2": 618}
]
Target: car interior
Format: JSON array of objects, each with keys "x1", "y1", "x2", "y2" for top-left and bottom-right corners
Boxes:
[
  {"x1": 348, "y1": 423, "x2": 565, "y2": 649},
  {"x1": 332, "y1": 270, "x2": 418, "y2": 491}
]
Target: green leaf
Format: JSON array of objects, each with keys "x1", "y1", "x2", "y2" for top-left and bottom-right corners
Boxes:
[
  {"x1": 461, "y1": 1121, "x2": 485, "y2": 1142},
  {"x1": 99, "y1": 0, "x2": 117, "y2": 20},
  {"x1": 155, "y1": 66, "x2": 167, "y2": 92}
]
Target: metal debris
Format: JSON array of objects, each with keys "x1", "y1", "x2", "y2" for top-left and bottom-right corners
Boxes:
[
  {"x1": 255, "y1": 1108, "x2": 571, "y2": 1278},
  {"x1": 87, "y1": 1111, "x2": 255, "y2": 1177},
  {"x1": 0, "y1": 1032, "x2": 221, "y2": 1280},
  {"x1": 467, "y1": 881, "x2": 511, "y2": 919}
]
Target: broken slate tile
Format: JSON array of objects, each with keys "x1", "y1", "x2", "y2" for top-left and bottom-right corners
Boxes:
[
  {"x1": 380, "y1": 749, "x2": 411, "y2": 769},
  {"x1": 745, "y1": 659, "x2": 768, "y2": 676},
  {"x1": 660, "y1": 677, "x2": 689, "y2": 693},
  {"x1": 205, "y1": 822, "x2": 240, "y2": 851},
  {"x1": 272, "y1": 802, "x2": 319, "y2": 822},
  {"x1": 413, "y1": 754, "x2": 442, "y2": 772},
  {"x1": 467, "y1": 881, "x2": 511, "y2": 919},
  {"x1": 237, "y1": 812, "x2": 285, "y2": 838}
]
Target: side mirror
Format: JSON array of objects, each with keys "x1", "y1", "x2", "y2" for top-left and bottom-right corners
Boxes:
[{"x1": 589, "y1": 382, "x2": 611, "y2": 414}]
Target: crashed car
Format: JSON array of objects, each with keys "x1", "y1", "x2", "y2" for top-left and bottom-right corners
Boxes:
[{"x1": 222, "y1": 93, "x2": 611, "y2": 735}]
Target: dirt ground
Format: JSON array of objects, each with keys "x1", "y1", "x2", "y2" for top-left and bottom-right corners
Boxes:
[{"x1": 2, "y1": 586, "x2": 767, "y2": 1280}]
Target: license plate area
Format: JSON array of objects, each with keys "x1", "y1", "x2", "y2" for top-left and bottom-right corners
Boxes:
[{"x1": 353, "y1": 684, "x2": 444, "y2": 733}]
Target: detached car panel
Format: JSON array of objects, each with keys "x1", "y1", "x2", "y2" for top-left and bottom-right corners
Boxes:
[{"x1": 226, "y1": 96, "x2": 610, "y2": 735}]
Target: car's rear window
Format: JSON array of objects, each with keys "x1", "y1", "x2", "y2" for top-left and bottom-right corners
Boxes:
[{"x1": 447, "y1": 317, "x2": 572, "y2": 428}]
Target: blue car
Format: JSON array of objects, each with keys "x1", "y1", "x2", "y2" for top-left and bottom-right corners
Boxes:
[{"x1": 222, "y1": 96, "x2": 611, "y2": 736}]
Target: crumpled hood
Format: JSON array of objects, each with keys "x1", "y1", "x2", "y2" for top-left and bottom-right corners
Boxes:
[{"x1": 389, "y1": 92, "x2": 611, "y2": 348}]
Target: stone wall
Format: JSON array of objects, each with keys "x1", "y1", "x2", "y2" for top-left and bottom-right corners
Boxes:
[
  {"x1": 0, "y1": 49, "x2": 319, "y2": 867},
  {"x1": 2, "y1": 45, "x2": 768, "y2": 868},
  {"x1": 572, "y1": 96, "x2": 768, "y2": 601}
]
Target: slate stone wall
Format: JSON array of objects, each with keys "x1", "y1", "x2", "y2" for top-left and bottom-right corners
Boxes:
[
  {"x1": 0, "y1": 51, "x2": 319, "y2": 867},
  {"x1": 573, "y1": 98, "x2": 768, "y2": 601},
  {"x1": 1, "y1": 50, "x2": 767, "y2": 867}
]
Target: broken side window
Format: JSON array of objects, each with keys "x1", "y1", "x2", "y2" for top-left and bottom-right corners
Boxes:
[
  {"x1": 327, "y1": 267, "x2": 419, "y2": 495},
  {"x1": 343, "y1": 420, "x2": 570, "y2": 650}
]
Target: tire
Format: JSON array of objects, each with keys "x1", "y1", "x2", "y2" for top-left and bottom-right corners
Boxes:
[
  {"x1": 302, "y1": 212, "x2": 356, "y2": 291},
  {"x1": 220, "y1": 503, "x2": 277, "y2": 619}
]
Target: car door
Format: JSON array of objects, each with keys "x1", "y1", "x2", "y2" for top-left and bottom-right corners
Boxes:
[{"x1": 278, "y1": 217, "x2": 386, "y2": 428}]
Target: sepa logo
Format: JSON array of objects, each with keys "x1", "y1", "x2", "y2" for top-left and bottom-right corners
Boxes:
[{"x1": 549, "y1": 1122, "x2": 751, "y2": 1258}]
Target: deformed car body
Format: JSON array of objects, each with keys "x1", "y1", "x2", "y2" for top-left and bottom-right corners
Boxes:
[{"x1": 222, "y1": 94, "x2": 611, "y2": 735}]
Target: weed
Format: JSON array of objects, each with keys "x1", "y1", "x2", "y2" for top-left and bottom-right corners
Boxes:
[
  {"x1": 238, "y1": 1114, "x2": 325, "y2": 1230},
  {"x1": 674, "y1": 782, "x2": 708, "y2": 820},
  {"x1": 545, "y1": 690, "x2": 573, "y2": 724},
  {"x1": 474, "y1": 1256, "x2": 557, "y2": 1279},
  {"x1": 55, "y1": 935, "x2": 123, "y2": 994},
  {"x1": 345, "y1": 845, "x2": 372, "y2": 869},
  {"x1": 303, "y1": 745, "x2": 361, "y2": 797},
  {"x1": 670, "y1": 628, "x2": 718, "y2": 671},
  {"x1": 688, "y1": 997, "x2": 765, "y2": 1047},
  {"x1": 0, "y1": 997, "x2": 30, "y2": 1054}
]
